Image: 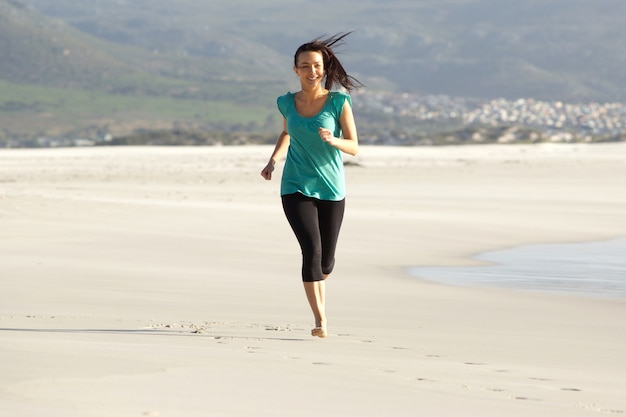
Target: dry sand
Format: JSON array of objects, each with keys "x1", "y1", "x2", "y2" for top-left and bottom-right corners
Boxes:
[{"x1": 1, "y1": 144, "x2": 625, "y2": 417}]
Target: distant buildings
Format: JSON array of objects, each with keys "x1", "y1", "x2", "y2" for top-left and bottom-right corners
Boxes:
[{"x1": 354, "y1": 91, "x2": 626, "y2": 140}]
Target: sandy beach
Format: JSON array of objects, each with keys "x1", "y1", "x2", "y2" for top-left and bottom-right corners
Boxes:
[{"x1": 1, "y1": 143, "x2": 625, "y2": 417}]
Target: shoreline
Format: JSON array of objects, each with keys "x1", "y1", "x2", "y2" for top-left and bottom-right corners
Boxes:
[{"x1": 408, "y1": 236, "x2": 626, "y2": 301}]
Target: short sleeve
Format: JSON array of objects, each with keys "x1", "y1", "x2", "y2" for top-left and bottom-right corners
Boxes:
[
  {"x1": 277, "y1": 94, "x2": 291, "y2": 118},
  {"x1": 331, "y1": 92, "x2": 352, "y2": 117}
]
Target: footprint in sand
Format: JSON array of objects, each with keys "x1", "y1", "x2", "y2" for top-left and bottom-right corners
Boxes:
[
  {"x1": 413, "y1": 377, "x2": 437, "y2": 383},
  {"x1": 265, "y1": 326, "x2": 291, "y2": 332},
  {"x1": 464, "y1": 384, "x2": 507, "y2": 394},
  {"x1": 577, "y1": 403, "x2": 625, "y2": 414},
  {"x1": 512, "y1": 396, "x2": 542, "y2": 402}
]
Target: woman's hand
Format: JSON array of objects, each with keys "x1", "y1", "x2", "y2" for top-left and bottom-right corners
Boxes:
[
  {"x1": 318, "y1": 127, "x2": 336, "y2": 146},
  {"x1": 320, "y1": 102, "x2": 359, "y2": 156},
  {"x1": 262, "y1": 125, "x2": 290, "y2": 181},
  {"x1": 261, "y1": 160, "x2": 275, "y2": 180}
]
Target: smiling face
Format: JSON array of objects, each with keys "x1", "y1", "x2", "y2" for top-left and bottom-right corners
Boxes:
[{"x1": 294, "y1": 51, "x2": 325, "y2": 90}]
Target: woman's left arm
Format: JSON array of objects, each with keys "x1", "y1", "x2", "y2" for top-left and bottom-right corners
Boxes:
[{"x1": 319, "y1": 101, "x2": 359, "y2": 156}]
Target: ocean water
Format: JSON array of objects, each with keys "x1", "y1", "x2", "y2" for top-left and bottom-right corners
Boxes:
[{"x1": 409, "y1": 238, "x2": 626, "y2": 300}]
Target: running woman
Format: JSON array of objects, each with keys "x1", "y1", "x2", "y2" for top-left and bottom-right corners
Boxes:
[{"x1": 261, "y1": 32, "x2": 363, "y2": 338}]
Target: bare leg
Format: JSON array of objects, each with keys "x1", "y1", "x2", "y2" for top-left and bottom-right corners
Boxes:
[{"x1": 303, "y1": 281, "x2": 327, "y2": 337}]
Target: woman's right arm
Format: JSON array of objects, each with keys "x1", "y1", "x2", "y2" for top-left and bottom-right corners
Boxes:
[{"x1": 261, "y1": 118, "x2": 290, "y2": 181}]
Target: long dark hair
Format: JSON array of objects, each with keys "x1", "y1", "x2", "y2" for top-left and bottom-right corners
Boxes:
[{"x1": 294, "y1": 32, "x2": 364, "y2": 92}]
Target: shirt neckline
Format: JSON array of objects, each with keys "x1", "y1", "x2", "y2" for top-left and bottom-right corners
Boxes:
[{"x1": 292, "y1": 91, "x2": 333, "y2": 119}]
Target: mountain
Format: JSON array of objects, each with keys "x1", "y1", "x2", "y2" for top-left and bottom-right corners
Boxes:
[
  {"x1": 18, "y1": 0, "x2": 626, "y2": 102},
  {"x1": 0, "y1": 0, "x2": 132, "y2": 87},
  {"x1": 0, "y1": 0, "x2": 290, "y2": 144},
  {"x1": 0, "y1": 0, "x2": 289, "y2": 90},
  {"x1": 1, "y1": 0, "x2": 625, "y2": 145}
]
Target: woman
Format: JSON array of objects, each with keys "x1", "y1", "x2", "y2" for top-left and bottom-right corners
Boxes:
[{"x1": 260, "y1": 32, "x2": 363, "y2": 338}]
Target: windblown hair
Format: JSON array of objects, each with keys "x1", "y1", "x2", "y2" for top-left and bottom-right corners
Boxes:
[{"x1": 294, "y1": 32, "x2": 364, "y2": 92}]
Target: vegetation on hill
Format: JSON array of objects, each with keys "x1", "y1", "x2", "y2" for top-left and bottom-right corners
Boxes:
[{"x1": 0, "y1": 0, "x2": 290, "y2": 145}]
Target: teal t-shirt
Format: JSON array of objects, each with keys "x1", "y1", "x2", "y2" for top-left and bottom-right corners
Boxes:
[{"x1": 277, "y1": 91, "x2": 352, "y2": 201}]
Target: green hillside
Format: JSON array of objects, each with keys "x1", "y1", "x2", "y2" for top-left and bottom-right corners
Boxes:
[{"x1": 0, "y1": 0, "x2": 289, "y2": 143}]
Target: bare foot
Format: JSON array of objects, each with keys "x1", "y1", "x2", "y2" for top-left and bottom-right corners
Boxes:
[{"x1": 311, "y1": 327, "x2": 327, "y2": 338}]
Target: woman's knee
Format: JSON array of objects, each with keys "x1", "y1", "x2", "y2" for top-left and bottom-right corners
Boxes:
[{"x1": 321, "y1": 257, "x2": 335, "y2": 276}]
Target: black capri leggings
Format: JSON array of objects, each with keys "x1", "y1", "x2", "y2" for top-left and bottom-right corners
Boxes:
[{"x1": 281, "y1": 192, "x2": 346, "y2": 282}]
